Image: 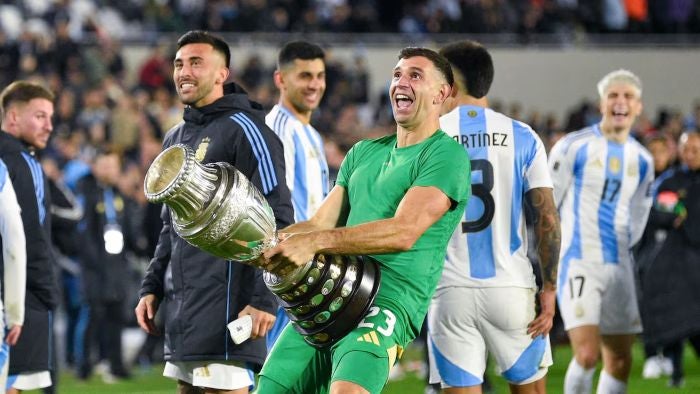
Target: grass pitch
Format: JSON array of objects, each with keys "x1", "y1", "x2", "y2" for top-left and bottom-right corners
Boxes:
[{"x1": 24, "y1": 342, "x2": 698, "y2": 393}]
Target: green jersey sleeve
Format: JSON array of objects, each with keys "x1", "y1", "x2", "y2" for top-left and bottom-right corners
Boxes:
[
  {"x1": 413, "y1": 138, "x2": 471, "y2": 206},
  {"x1": 335, "y1": 142, "x2": 361, "y2": 189}
]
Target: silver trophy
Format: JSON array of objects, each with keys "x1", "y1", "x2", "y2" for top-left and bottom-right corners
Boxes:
[{"x1": 144, "y1": 144, "x2": 380, "y2": 347}]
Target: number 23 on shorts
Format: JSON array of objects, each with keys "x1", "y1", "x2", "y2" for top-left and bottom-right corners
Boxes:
[
  {"x1": 354, "y1": 306, "x2": 404, "y2": 364},
  {"x1": 358, "y1": 306, "x2": 397, "y2": 337}
]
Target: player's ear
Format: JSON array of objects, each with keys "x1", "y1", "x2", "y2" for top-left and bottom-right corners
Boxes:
[
  {"x1": 216, "y1": 66, "x2": 230, "y2": 85},
  {"x1": 273, "y1": 70, "x2": 284, "y2": 90},
  {"x1": 6, "y1": 107, "x2": 18, "y2": 125},
  {"x1": 434, "y1": 83, "x2": 452, "y2": 105}
]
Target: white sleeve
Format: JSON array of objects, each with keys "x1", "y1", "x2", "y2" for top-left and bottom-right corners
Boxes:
[
  {"x1": 525, "y1": 136, "x2": 553, "y2": 190},
  {"x1": 0, "y1": 176, "x2": 26, "y2": 327},
  {"x1": 280, "y1": 127, "x2": 296, "y2": 195},
  {"x1": 629, "y1": 155, "x2": 655, "y2": 246},
  {"x1": 267, "y1": 112, "x2": 297, "y2": 195},
  {"x1": 548, "y1": 138, "x2": 575, "y2": 209}
]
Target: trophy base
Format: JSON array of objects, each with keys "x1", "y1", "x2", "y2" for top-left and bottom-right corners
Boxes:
[{"x1": 264, "y1": 255, "x2": 381, "y2": 348}]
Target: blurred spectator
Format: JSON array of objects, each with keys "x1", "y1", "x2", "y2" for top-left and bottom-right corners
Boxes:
[
  {"x1": 602, "y1": 0, "x2": 628, "y2": 32},
  {"x1": 293, "y1": 7, "x2": 324, "y2": 32},
  {"x1": 76, "y1": 85, "x2": 110, "y2": 148},
  {"x1": 659, "y1": 108, "x2": 686, "y2": 142},
  {"x1": 684, "y1": 100, "x2": 700, "y2": 129},
  {"x1": 145, "y1": 1, "x2": 186, "y2": 32},
  {"x1": 52, "y1": 88, "x2": 79, "y2": 137},
  {"x1": 204, "y1": 0, "x2": 239, "y2": 31},
  {"x1": 49, "y1": 20, "x2": 82, "y2": 81},
  {"x1": 75, "y1": 150, "x2": 134, "y2": 382},
  {"x1": 323, "y1": 137, "x2": 347, "y2": 183},
  {"x1": 565, "y1": 99, "x2": 599, "y2": 131},
  {"x1": 108, "y1": 94, "x2": 141, "y2": 159},
  {"x1": 81, "y1": 39, "x2": 125, "y2": 86},
  {"x1": 147, "y1": 86, "x2": 183, "y2": 134},
  {"x1": 239, "y1": 54, "x2": 269, "y2": 92},
  {"x1": 634, "y1": 134, "x2": 676, "y2": 381},
  {"x1": 235, "y1": 0, "x2": 271, "y2": 31},
  {"x1": 626, "y1": 0, "x2": 650, "y2": 32},
  {"x1": 348, "y1": 54, "x2": 370, "y2": 104},
  {"x1": 268, "y1": 6, "x2": 292, "y2": 31},
  {"x1": 41, "y1": 157, "x2": 83, "y2": 372},
  {"x1": 0, "y1": 30, "x2": 20, "y2": 87},
  {"x1": 633, "y1": 111, "x2": 658, "y2": 139},
  {"x1": 651, "y1": 0, "x2": 694, "y2": 33},
  {"x1": 640, "y1": 131, "x2": 700, "y2": 388},
  {"x1": 137, "y1": 41, "x2": 172, "y2": 93},
  {"x1": 323, "y1": 3, "x2": 354, "y2": 32}
]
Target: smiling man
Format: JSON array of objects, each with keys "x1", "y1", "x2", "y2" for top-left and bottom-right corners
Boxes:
[
  {"x1": 257, "y1": 47, "x2": 470, "y2": 394},
  {"x1": 548, "y1": 69, "x2": 654, "y2": 394},
  {"x1": 135, "y1": 30, "x2": 293, "y2": 394},
  {"x1": 264, "y1": 41, "x2": 329, "y2": 348}
]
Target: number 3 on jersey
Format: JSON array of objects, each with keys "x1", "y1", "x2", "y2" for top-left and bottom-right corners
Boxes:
[{"x1": 462, "y1": 159, "x2": 495, "y2": 233}]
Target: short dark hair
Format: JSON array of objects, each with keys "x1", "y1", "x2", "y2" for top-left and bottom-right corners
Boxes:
[
  {"x1": 439, "y1": 40, "x2": 494, "y2": 99},
  {"x1": 398, "y1": 47, "x2": 454, "y2": 87},
  {"x1": 177, "y1": 30, "x2": 231, "y2": 68},
  {"x1": 1, "y1": 80, "x2": 54, "y2": 119},
  {"x1": 644, "y1": 134, "x2": 668, "y2": 148},
  {"x1": 277, "y1": 41, "x2": 325, "y2": 69}
]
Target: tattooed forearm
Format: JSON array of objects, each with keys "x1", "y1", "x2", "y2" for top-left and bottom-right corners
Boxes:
[{"x1": 527, "y1": 188, "x2": 561, "y2": 289}]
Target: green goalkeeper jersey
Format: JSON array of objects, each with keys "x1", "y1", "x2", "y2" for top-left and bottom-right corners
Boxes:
[{"x1": 336, "y1": 129, "x2": 470, "y2": 339}]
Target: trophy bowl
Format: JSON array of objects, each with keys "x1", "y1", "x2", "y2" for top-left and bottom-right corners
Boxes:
[{"x1": 144, "y1": 144, "x2": 380, "y2": 347}]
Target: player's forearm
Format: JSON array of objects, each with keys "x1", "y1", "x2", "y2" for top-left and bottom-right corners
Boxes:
[
  {"x1": 281, "y1": 219, "x2": 328, "y2": 234},
  {"x1": 529, "y1": 188, "x2": 561, "y2": 289},
  {"x1": 311, "y1": 218, "x2": 418, "y2": 255},
  {"x1": 536, "y1": 218, "x2": 560, "y2": 289},
  {"x1": 3, "y1": 247, "x2": 26, "y2": 327}
]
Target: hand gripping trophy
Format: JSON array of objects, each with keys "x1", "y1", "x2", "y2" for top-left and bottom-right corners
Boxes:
[{"x1": 144, "y1": 144, "x2": 380, "y2": 347}]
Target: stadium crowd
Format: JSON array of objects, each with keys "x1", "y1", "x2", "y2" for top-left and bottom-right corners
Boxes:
[
  {"x1": 0, "y1": 0, "x2": 699, "y2": 391},
  {"x1": 2, "y1": 0, "x2": 700, "y2": 40}
]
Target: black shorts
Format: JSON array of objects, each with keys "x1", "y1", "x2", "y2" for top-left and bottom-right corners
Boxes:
[{"x1": 9, "y1": 293, "x2": 53, "y2": 375}]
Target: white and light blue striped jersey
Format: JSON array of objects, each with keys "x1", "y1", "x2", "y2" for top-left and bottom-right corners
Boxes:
[
  {"x1": 548, "y1": 124, "x2": 654, "y2": 277},
  {"x1": 438, "y1": 105, "x2": 553, "y2": 289},
  {"x1": 266, "y1": 105, "x2": 329, "y2": 222},
  {"x1": 0, "y1": 158, "x2": 26, "y2": 328}
]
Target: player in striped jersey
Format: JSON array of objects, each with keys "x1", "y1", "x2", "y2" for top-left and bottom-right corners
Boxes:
[
  {"x1": 428, "y1": 40, "x2": 561, "y2": 393},
  {"x1": 265, "y1": 41, "x2": 329, "y2": 348},
  {"x1": 0, "y1": 159, "x2": 26, "y2": 391},
  {"x1": 549, "y1": 70, "x2": 654, "y2": 394}
]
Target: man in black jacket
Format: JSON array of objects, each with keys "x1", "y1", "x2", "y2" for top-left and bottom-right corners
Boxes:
[
  {"x1": 641, "y1": 131, "x2": 700, "y2": 388},
  {"x1": 0, "y1": 81, "x2": 58, "y2": 393},
  {"x1": 134, "y1": 31, "x2": 293, "y2": 394}
]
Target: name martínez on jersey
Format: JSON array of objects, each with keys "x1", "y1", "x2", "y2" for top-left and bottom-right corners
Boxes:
[{"x1": 452, "y1": 132, "x2": 508, "y2": 148}]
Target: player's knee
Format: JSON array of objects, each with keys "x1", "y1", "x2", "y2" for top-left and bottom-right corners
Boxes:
[
  {"x1": 330, "y1": 380, "x2": 370, "y2": 394},
  {"x1": 605, "y1": 351, "x2": 633, "y2": 375},
  {"x1": 575, "y1": 349, "x2": 600, "y2": 369}
]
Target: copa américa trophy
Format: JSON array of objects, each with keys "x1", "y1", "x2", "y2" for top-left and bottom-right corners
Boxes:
[{"x1": 144, "y1": 144, "x2": 380, "y2": 347}]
